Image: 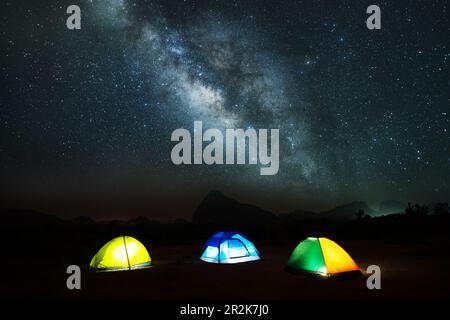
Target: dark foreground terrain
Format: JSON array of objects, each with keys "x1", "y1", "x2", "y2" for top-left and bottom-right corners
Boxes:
[
  {"x1": 4, "y1": 241, "x2": 450, "y2": 299},
  {"x1": 2, "y1": 199, "x2": 450, "y2": 300}
]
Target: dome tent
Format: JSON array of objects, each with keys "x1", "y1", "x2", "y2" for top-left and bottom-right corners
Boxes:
[
  {"x1": 90, "y1": 236, "x2": 152, "y2": 271},
  {"x1": 200, "y1": 231, "x2": 261, "y2": 264},
  {"x1": 286, "y1": 237, "x2": 360, "y2": 276}
]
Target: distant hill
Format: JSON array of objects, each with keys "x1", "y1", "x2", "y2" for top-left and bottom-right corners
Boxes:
[
  {"x1": 280, "y1": 201, "x2": 377, "y2": 221},
  {"x1": 320, "y1": 201, "x2": 376, "y2": 220},
  {"x1": 192, "y1": 190, "x2": 277, "y2": 224},
  {"x1": 73, "y1": 215, "x2": 95, "y2": 224},
  {"x1": 378, "y1": 200, "x2": 406, "y2": 215},
  {"x1": 193, "y1": 192, "x2": 390, "y2": 223},
  {"x1": 0, "y1": 196, "x2": 418, "y2": 227},
  {"x1": 278, "y1": 209, "x2": 318, "y2": 221},
  {"x1": 0, "y1": 209, "x2": 62, "y2": 227},
  {"x1": 128, "y1": 216, "x2": 161, "y2": 226}
]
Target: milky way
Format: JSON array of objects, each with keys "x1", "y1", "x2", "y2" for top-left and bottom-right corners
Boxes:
[{"x1": 1, "y1": 0, "x2": 449, "y2": 219}]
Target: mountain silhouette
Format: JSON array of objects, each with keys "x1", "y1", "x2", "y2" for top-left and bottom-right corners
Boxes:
[
  {"x1": 192, "y1": 190, "x2": 277, "y2": 224},
  {"x1": 280, "y1": 201, "x2": 380, "y2": 221},
  {"x1": 193, "y1": 192, "x2": 390, "y2": 223},
  {"x1": 1, "y1": 209, "x2": 62, "y2": 227},
  {"x1": 278, "y1": 209, "x2": 318, "y2": 221},
  {"x1": 378, "y1": 200, "x2": 406, "y2": 215},
  {"x1": 73, "y1": 215, "x2": 95, "y2": 224},
  {"x1": 319, "y1": 201, "x2": 376, "y2": 220}
]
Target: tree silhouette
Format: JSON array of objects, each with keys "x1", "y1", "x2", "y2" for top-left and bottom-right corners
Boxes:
[
  {"x1": 405, "y1": 202, "x2": 428, "y2": 216},
  {"x1": 405, "y1": 203, "x2": 415, "y2": 215},
  {"x1": 355, "y1": 209, "x2": 365, "y2": 220}
]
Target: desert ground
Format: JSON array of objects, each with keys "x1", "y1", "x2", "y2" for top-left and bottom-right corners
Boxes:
[{"x1": 5, "y1": 241, "x2": 450, "y2": 300}]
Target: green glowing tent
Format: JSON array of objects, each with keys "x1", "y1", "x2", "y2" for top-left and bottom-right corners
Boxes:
[
  {"x1": 90, "y1": 236, "x2": 152, "y2": 271},
  {"x1": 285, "y1": 237, "x2": 360, "y2": 276}
]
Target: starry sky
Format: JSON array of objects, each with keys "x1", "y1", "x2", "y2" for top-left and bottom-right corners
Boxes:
[{"x1": 1, "y1": 0, "x2": 449, "y2": 220}]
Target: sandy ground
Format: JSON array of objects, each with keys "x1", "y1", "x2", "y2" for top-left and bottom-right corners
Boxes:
[{"x1": 5, "y1": 241, "x2": 450, "y2": 299}]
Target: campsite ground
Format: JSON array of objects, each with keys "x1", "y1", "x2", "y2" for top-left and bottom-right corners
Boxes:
[{"x1": 7, "y1": 241, "x2": 450, "y2": 299}]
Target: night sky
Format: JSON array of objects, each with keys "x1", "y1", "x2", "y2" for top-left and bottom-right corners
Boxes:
[{"x1": 1, "y1": 0, "x2": 449, "y2": 220}]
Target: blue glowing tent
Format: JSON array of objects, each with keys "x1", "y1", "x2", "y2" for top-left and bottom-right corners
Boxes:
[{"x1": 200, "y1": 231, "x2": 261, "y2": 264}]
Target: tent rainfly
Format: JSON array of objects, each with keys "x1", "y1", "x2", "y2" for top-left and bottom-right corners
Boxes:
[
  {"x1": 90, "y1": 236, "x2": 152, "y2": 271},
  {"x1": 200, "y1": 231, "x2": 261, "y2": 264},
  {"x1": 286, "y1": 237, "x2": 360, "y2": 276}
]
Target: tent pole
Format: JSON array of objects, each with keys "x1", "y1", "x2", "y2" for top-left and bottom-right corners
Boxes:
[{"x1": 123, "y1": 236, "x2": 131, "y2": 270}]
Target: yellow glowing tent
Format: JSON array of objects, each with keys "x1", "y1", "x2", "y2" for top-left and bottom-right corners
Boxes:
[
  {"x1": 286, "y1": 237, "x2": 360, "y2": 276},
  {"x1": 90, "y1": 236, "x2": 152, "y2": 271}
]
